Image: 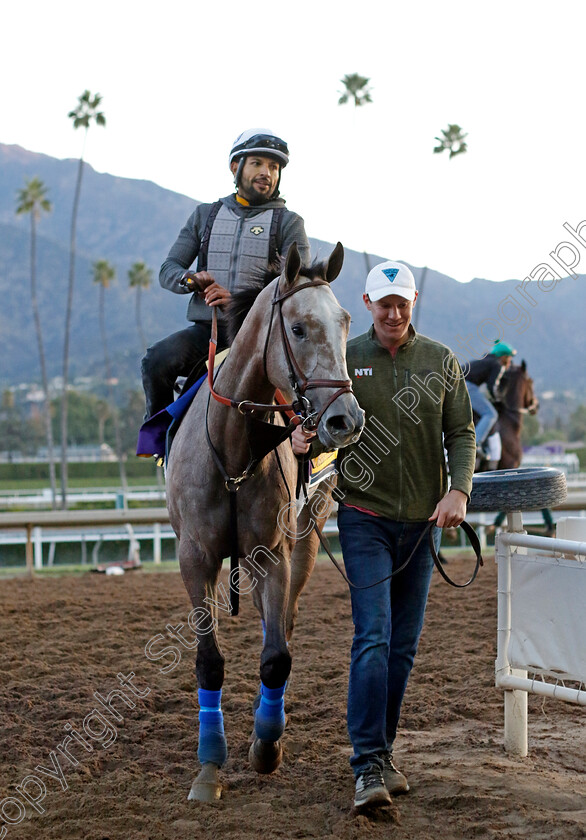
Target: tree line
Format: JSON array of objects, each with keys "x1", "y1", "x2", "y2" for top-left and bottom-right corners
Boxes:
[{"x1": 15, "y1": 91, "x2": 153, "y2": 508}]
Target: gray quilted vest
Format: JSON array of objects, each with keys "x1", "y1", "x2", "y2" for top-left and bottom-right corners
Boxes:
[{"x1": 187, "y1": 202, "x2": 281, "y2": 323}]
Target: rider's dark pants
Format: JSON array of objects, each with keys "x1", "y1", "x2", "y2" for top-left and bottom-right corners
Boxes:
[{"x1": 141, "y1": 321, "x2": 229, "y2": 418}]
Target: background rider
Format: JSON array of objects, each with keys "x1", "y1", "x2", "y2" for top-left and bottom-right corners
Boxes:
[{"x1": 464, "y1": 340, "x2": 517, "y2": 466}]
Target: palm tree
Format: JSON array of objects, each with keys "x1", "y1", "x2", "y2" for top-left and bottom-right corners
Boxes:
[
  {"x1": 128, "y1": 260, "x2": 153, "y2": 352},
  {"x1": 16, "y1": 177, "x2": 58, "y2": 508},
  {"x1": 60, "y1": 90, "x2": 106, "y2": 508},
  {"x1": 338, "y1": 73, "x2": 373, "y2": 107},
  {"x1": 433, "y1": 124, "x2": 468, "y2": 159},
  {"x1": 92, "y1": 259, "x2": 128, "y2": 499}
]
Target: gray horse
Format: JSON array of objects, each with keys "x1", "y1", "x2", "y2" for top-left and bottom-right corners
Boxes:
[{"x1": 165, "y1": 242, "x2": 364, "y2": 801}]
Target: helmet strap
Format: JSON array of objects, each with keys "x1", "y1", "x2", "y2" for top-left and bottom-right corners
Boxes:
[{"x1": 234, "y1": 157, "x2": 245, "y2": 190}]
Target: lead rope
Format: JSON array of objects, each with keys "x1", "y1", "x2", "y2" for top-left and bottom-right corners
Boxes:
[{"x1": 300, "y1": 475, "x2": 483, "y2": 589}]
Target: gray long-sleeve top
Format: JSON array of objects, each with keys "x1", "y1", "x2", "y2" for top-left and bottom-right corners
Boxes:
[{"x1": 159, "y1": 193, "x2": 310, "y2": 323}]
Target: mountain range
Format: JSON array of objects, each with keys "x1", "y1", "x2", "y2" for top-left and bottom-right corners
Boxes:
[{"x1": 1, "y1": 143, "x2": 584, "y2": 404}]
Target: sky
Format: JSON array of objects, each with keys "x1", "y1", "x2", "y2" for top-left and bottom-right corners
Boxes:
[{"x1": 3, "y1": 0, "x2": 586, "y2": 284}]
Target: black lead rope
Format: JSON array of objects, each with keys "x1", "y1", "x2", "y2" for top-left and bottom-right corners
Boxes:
[
  {"x1": 430, "y1": 519, "x2": 484, "y2": 588},
  {"x1": 302, "y1": 477, "x2": 484, "y2": 590},
  {"x1": 311, "y1": 516, "x2": 483, "y2": 590}
]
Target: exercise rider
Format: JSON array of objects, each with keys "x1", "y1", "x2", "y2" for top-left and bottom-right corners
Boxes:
[
  {"x1": 464, "y1": 340, "x2": 516, "y2": 464},
  {"x1": 141, "y1": 128, "x2": 310, "y2": 420}
]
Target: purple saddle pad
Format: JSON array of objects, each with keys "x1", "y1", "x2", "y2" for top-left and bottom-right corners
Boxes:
[{"x1": 136, "y1": 373, "x2": 206, "y2": 458}]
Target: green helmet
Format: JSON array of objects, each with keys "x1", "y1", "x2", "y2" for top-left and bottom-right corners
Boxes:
[{"x1": 490, "y1": 340, "x2": 517, "y2": 357}]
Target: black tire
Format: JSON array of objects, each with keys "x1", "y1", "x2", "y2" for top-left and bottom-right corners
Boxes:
[{"x1": 468, "y1": 467, "x2": 567, "y2": 513}]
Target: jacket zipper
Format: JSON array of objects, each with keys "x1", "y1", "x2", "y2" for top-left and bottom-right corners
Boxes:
[
  {"x1": 228, "y1": 215, "x2": 243, "y2": 292},
  {"x1": 392, "y1": 355, "x2": 403, "y2": 520}
]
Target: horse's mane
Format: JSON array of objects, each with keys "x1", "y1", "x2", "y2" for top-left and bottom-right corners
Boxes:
[{"x1": 226, "y1": 257, "x2": 331, "y2": 345}]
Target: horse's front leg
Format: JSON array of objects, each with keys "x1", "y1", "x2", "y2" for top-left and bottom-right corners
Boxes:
[
  {"x1": 178, "y1": 535, "x2": 227, "y2": 802},
  {"x1": 248, "y1": 546, "x2": 292, "y2": 774}
]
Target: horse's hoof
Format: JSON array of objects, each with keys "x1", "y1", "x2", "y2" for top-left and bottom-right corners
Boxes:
[
  {"x1": 188, "y1": 762, "x2": 222, "y2": 802},
  {"x1": 248, "y1": 738, "x2": 283, "y2": 774}
]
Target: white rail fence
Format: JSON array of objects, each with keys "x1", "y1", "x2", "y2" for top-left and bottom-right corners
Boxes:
[
  {"x1": 1, "y1": 491, "x2": 586, "y2": 573},
  {"x1": 0, "y1": 509, "x2": 173, "y2": 573},
  {"x1": 495, "y1": 515, "x2": 586, "y2": 755}
]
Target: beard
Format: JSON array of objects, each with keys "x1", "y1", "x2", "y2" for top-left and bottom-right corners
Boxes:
[{"x1": 238, "y1": 179, "x2": 275, "y2": 205}]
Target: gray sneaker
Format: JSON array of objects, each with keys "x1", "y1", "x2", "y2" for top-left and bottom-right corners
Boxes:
[
  {"x1": 354, "y1": 763, "x2": 393, "y2": 809},
  {"x1": 381, "y1": 752, "x2": 409, "y2": 794}
]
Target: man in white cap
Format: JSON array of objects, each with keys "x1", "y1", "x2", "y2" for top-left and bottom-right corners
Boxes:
[
  {"x1": 293, "y1": 260, "x2": 475, "y2": 810},
  {"x1": 141, "y1": 129, "x2": 310, "y2": 419}
]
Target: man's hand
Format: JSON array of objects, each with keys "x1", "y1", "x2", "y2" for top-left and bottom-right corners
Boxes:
[
  {"x1": 179, "y1": 270, "x2": 215, "y2": 293},
  {"x1": 203, "y1": 281, "x2": 232, "y2": 308},
  {"x1": 291, "y1": 424, "x2": 316, "y2": 455},
  {"x1": 429, "y1": 488, "x2": 468, "y2": 529}
]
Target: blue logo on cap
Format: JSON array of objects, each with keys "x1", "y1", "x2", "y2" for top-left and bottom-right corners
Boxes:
[{"x1": 382, "y1": 268, "x2": 399, "y2": 282}]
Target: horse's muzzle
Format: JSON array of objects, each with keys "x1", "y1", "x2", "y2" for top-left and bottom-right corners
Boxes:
[{"x1": 318, "y1": 402, "x2": 365, "y2": 449}]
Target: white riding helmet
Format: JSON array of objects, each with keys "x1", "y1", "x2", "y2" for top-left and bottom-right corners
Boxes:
[{"x1": 229, "y1": 128, "x2": 290, "y2": 167}]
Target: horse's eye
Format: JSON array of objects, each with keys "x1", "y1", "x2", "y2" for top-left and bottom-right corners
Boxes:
[{"x1": 291, "y1": 324, "x2": 305, "y2": 338}]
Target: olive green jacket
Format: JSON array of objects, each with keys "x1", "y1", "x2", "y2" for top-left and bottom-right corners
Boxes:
[{"x1": 336, "y1": 325, "x2": 476, "y2": 521}]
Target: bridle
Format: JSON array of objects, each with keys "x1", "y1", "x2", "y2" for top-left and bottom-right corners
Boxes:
[
  {"x1": 207, "y1": 276, "x2": 353, "y2": 431},
  {"x1": 204, "y1": 274, "x2": 355, "y2": 616}
]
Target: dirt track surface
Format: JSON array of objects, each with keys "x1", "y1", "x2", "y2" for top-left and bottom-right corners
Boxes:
[{"x1": 1, "y1": 555, "x2": 584, "y2": 840}]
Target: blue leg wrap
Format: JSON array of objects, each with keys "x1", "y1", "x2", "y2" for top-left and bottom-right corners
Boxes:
[
  {"x1": 254, "y1": 682, "x2": 286, "y2": 742},
  {"x1": 197, "y1": 688, "x2": 228, "y2": 767}
]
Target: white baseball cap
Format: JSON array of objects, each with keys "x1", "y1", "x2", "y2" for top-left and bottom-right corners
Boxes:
[{"x1": 365, "y1": 261, "x2": 417, "y2": 302}]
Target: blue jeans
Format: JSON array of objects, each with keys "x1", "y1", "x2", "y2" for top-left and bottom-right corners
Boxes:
[
  {"x1": 466, "y1": 382, "x2": 498, "y2": 447},
  {"x1": 337, "y1": 504, "x2": 440, "y2": 775}
]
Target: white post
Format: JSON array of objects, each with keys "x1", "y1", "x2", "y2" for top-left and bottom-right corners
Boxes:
[
  {"x1": 477, "y1": 523, "x2": 487, "y2": 551},
  {"x1": 506, "y1": 510, "x2": 525, "y2": 534},
  {"x1": 33, "y1": 526, "x2": 43, "y2": 570},
  {"x1": 498, "y1": 510, "x2": 528, "y2": 755},
  {"x1": 503, "y1": 669, "x2": 528, "y2": 756},
  {"x1": 25, "y1": 524, "x2": 34, "y2": 577},
  {"x1": 153, "y1": 522, "x2": 162, "y2": 565}
]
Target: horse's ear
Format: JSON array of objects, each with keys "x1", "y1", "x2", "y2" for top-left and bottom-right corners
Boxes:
[
  {"x1": 284, "y1": 242, "x2": 301, "y2": 286},
  {"x1": 521, "y1": 359, "x2": 527, "y2": 372},
  {"x1": 324, "y1": 242, "x2": 344, "y2": 283}
]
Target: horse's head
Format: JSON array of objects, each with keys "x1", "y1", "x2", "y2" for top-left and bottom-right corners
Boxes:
[
  {"x1": 502, "y1": 359, "x2": 539, "y2": 415},
  {"x1": 519, "y1": 360, "x2": 539, "y2": 414},
  {"x1": 268, "y1": 242, "x2": 365, "y2": 449}
]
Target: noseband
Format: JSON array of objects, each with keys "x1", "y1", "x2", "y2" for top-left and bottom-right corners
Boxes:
[{"x1": 208, "y1": 277, "x2": 353, "y2": 428}]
